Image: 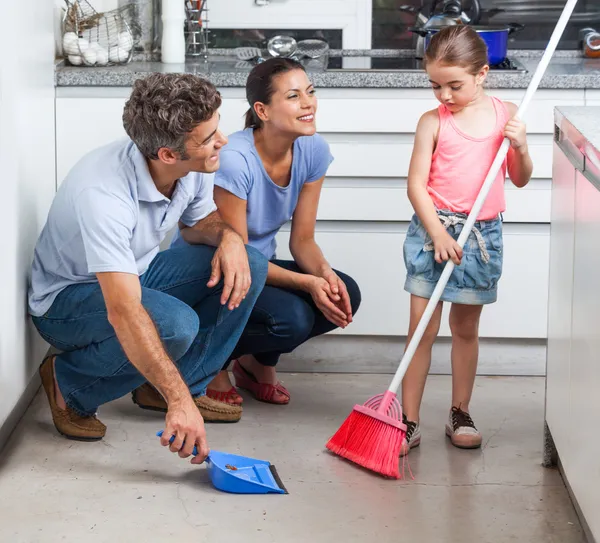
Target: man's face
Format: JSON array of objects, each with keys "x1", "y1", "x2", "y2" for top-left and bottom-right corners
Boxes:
[{"x1": 180, "y1": 111, "x2": 228, "y2": 174}]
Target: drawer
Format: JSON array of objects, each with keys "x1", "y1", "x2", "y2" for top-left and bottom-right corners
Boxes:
[
  {"x1": 324, "y1": 133, "x2": 554, "y2": 179},
  {"x1": 586, "y1": 89, "x2": 600, "y2": 105},
  {"x1": 272, "y1": 88, "x2": 585, "y2": 134},
  {"x1": 317, "y1": 179, "x2": 551, "y2": 223},
  {"x1": 56, "y1": 96, "x2": 252, "y2": 184}
]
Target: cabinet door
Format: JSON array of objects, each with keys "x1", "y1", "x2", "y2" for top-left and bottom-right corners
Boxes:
[
  {"x1": 545, "y1": 142, "x2": 576, "y2": 454},
  {"x1": 275, "y1": 224, "x2": 549, "y2": 338},
  {"x1": 568, "y1": 169, "x2": 600, "y2": 539}
]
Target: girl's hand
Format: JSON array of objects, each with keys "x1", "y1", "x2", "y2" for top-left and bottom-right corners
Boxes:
[
  {"x1": 504, "y1": 117, "x2": 528, "y2": 152},
  {"x1": 431, "y1": 231, "x2": 463, "y2": 265}
]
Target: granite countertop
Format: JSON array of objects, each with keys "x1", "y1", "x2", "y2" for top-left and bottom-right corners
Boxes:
[{"x1": 55, "y1": 49, "x2": 600, "y2": 89}]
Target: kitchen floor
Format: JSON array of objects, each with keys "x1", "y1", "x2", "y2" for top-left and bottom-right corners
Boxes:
[{"x1": 0, "y1": 374, "x2": 585, "y2": 543}]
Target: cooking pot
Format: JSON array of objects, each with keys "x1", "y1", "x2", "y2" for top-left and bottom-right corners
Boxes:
[{"x1": 409, "y1": 24, "x2": 524, "y2": 66}]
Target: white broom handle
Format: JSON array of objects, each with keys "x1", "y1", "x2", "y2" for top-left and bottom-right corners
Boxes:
[{"x1": 388, "y1": 0, "x2": 579, "y2": 395}]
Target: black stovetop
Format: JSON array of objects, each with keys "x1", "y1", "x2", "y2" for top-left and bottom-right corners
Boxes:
[{"x1": 326, "y1": 56, "x2": 527, "y2": 72}]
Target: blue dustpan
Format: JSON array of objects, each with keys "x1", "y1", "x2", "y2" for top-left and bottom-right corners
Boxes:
[{"x1": 156, "y1": 431, "x2": 287, "y2": 495}]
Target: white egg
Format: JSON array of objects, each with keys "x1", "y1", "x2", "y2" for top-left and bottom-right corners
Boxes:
[
  {"x1": 77, "y1": 38, "x2": 89, "y2": 54},
  {"x1": 117, "y1": 31, "x2": 133, "y2": 52},
  {"x1": 89, "y1": 41, "x2": 102, "y2": 52},
  {"x1": 68, "y1": 55, "x2": 83, "y2": 66},
  {"x1": 95, "y1": 47, "x2": 109, "y2": 66},
  {"x1": 82, "y1": 48, "x2": 97, "y2": 66},
  {"x1": 62, "y1": 32, "x2": 79, "y2": 55},
  {"x1": 108, "y1": 47, "x2": 129, "y2": 63}
]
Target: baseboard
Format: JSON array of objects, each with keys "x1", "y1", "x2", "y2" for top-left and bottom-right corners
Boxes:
[
  {"x1": 276, "y1": 335, "x2": 547, "y2": 376},
  {"x1": 0, "y1": 372, "x2": 41, "y2": 456}
]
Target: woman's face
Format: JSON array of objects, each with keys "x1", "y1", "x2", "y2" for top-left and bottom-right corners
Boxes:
[{"x1": 258, "y1": 69, "x2": 318, "y2": 136}]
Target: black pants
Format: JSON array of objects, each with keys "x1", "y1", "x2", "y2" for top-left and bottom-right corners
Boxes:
[{"x1": 227, "y1": 260, "x2": 362, "y2": 367}]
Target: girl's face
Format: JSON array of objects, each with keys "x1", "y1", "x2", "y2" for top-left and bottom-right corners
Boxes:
[
  {"x1": 255, "y1": 69, "x2": 318, "y2": 136},
  {"x1": 426, "y1": 61, "x2": 488, "y2": 111}
]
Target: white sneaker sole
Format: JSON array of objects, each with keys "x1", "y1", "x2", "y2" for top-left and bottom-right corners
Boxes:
[
  {"x1": 445, "y1": 424, "x2": 482, "y2": 449},
  {"x1": 400, "y1": 434, "x2": 421, "y2": 457}
]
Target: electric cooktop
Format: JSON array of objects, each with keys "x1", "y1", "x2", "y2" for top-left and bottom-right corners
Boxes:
[{"x1": 326, "y1": 56, "x2": 527, "y2": 73}]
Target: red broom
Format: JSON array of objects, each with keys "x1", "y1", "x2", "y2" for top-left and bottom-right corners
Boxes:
[{"x1": 326, "y1": 0, "x2": 579, "y2": 478}]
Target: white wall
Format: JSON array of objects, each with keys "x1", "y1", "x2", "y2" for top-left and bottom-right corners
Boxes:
[
  {"x1": 208, "y1": 0, "x2": 372, "y2": 49},
  {"x1": 0, "y1": 2, "x2": 56, "y2": 431}
]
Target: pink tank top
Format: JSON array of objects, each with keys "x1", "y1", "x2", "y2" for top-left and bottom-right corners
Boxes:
[{"x1": 427, "y1": 96, "x2": 509, "y2": 221}]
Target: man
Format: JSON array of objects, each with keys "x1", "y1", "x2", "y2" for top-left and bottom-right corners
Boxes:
[{"x1": 28, "y1": 73, "x2": 268, "y2": 464}]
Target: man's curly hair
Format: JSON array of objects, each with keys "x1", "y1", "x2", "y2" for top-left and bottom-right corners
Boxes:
[{"x1": 122, "y1": 73, "x2": 222, "y2": 160}]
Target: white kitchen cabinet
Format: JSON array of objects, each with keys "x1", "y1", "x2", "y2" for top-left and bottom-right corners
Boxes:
[
  {"x1": 55, "y1": 87, "x2": 584, "y2": 342},
  {"x1": 545, "y1": 106, "x2": 600, "y2": 543},
  {"x1": 275, "y1": 224, "x2": 549, "y2": 339},
  {"x1": 586, "y1": 89, "x2": 600, "y2": 105}
]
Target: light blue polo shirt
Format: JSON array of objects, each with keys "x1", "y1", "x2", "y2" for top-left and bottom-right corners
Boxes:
[
  {"x1": 28, "y1": 138, "x2": 217, "y2": 317},
  {"x1": 171, "y1": 128, "x2": 333, "y2": 259}
]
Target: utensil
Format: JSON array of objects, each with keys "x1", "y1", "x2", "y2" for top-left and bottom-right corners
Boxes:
[
  {"x1": 326, "y1": 0, "x2": 580, "y2": 480},
  {"x1": 234, "y1": 46, "x2": 263, "y2": 62},
  {"x1": 295, "y1": 39, "x2": 329, "y2": 59},
  {"x1": 267, "y1": 35, "x2": 297, "y2": 57},
  {"x1": 401, "y1": 0, "x2": 481, "y2": 57},
  {"x1": 156, "y1": 431, "x2": 288, "y2": 494}
]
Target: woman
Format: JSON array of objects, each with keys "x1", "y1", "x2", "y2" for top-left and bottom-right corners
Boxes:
[{"x1": 206, "y1": 57, "x2": 361, "y2": 405}]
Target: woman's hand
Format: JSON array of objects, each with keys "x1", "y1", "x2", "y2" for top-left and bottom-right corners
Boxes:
[
  {"x1": 504, "y1": 117, "x2": 528, "y2": 152},
  {"x1": 319, "y1": 268, "x2": 353, "y2": 324},
  {"x1": 305, "y1": 276, "x2": 349, "y2": 328},
  {"x1": 431, "y1": 231, "x2": 463, "y2": 265}
]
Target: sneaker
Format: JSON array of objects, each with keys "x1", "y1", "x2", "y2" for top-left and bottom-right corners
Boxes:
[
  {"x1": 445, "y1": 406, "x2": 482, "y2": 449},
  {"x1": 400, "y1": 413, "x2": 421, "y2": 457}
]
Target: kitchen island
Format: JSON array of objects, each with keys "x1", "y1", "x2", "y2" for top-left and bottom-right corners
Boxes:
[
  {"x1": 545, "y1": 105, "x2": 600, "y2": 543},
  {"x1": 52, "y1": 51, "x2": 600, "y2": 376}
]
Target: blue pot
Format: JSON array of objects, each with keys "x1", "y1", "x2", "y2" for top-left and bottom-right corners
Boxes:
[{"x1": 422, "y1": 24, "x2": 524, "y2": 66}]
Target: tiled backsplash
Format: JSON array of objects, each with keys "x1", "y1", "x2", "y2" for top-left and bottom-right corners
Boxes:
[{"x1": 372, "y1": 0, "x2": 600, "y2": 50}]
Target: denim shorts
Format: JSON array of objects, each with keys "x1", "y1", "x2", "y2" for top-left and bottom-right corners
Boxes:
[{"x1": 403, "y1": 210, "x2": 503, "y2": 305}]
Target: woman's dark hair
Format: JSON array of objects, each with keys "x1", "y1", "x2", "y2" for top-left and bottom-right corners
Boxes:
[
  {"x1": 424, "y1": 25, "x2": 488, "y2": 75},
  {"x1": 244, "y1": 57, "x2": 306, "y2": 129}
]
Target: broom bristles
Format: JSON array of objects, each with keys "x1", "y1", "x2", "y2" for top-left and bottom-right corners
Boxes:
[{"x1": 326, "y1": 408, "x2": 405, "y2": 478}]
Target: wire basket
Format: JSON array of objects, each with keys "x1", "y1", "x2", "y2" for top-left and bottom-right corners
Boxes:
[{"x1": 62, "y1": 0, "x2": 136, "y2": 66}]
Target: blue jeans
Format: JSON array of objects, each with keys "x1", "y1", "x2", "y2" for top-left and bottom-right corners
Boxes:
[
  {"x1": 228, "y1": 260, "x2": 362, "y2": 367},
  {"x1": 32, "y1": 244, "x2": 268, "y2": 416}
]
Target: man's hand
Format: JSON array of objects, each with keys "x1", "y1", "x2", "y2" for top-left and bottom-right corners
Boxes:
[
  {"x1": 320, "y1": 267, "x2": 353, "y2": 324},
  {"x1": 207, "y1": 229, "x2": 251, "y2": 310},
  {"x1": 161, "y1": 397, "x2": 209, "y2": 464}
]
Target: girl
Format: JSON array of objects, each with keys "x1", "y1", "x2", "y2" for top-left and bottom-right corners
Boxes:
[
  {"x1": 201, "y1": 57, "x2": 362, "y2": 405},
  {"x1": 400, "y1": 26, "x2": 533, "y2": 456}
]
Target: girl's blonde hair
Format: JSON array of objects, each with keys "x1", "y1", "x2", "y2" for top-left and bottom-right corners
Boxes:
[{"x1": 424, "y1": 25, "x2": 488, "y2": 75}]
